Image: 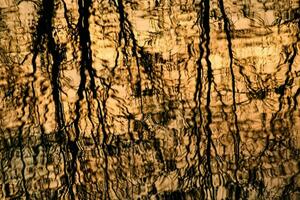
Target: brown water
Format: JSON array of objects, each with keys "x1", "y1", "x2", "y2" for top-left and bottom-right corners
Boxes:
[{"x1": 0, "y1": 0, "x2": 300, "y2": 199}]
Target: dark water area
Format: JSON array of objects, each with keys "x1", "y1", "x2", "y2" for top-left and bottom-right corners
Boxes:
[{"x1": 0, "y1": 0, "x2": 300, "y2": 199}]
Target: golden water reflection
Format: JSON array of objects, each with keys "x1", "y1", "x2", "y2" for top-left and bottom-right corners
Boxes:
[{"x1": 0, "y1": 0, "x2": 299, "y2": 199}]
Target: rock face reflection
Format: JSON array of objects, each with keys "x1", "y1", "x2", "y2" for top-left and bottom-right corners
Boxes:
[{"x1": 0, "y1": 0, "x2": 300, "y2": 199}]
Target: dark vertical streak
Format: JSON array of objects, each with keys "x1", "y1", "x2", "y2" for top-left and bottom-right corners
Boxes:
[
  {"x1": 192, "y1": 5, "x2": 204, "y2": 177},
  {"x1": 31, "y1": 0, "x2": 66, "y2": 135},
  {"x1": 291, "y1": 88, "x2": 300, "y2": 115},
  {"x1": 203, "y1": 1, "x2": 214, "y2": 198},
  {"x1": 111, "y1": 1, "x2": 149, "y2": 197},
  {"x1": 218, "y1": 0, "x2": 241, "y2": 185},
  {"x1": 271, "y1": 43, "x2": 297, "y2": 130},
  {"x1": 61, "y1": 0, "x2": 77, "y2": 33},
  {"x1": 30, "y1": 0, "x2": 71, "y2": 198},
  {"x1": 113, "y1": 0, "x2": 144, "y2": 112},
  {"x1": 75, "y1": 0, "x2": 111, "y2": 198},
  {"x1": 15, "y1": 85, "x2": 31, "y2": 199},
  {"x1": 198, "y1": 0, "x2": 214, "y2": 199},
  {"x1": 48, "y1": 24, "x2": 65, "y2": 132},
  {"x1": 77, "y1": 0, "x2": 97, "y2": 99},
  {"x1": 71, "y1": 0, "x2": 97, "y2": 198},
  {"x1": 96, "y1": 97, "x2": 110, "y2": 200},
  {"x1": 18, "y1": 126, "x2": 30, "y2": 200}
]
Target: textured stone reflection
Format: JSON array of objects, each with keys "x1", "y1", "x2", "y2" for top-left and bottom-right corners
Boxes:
[{"x1": 0, "y1": 0, "x2": 299, "y2": 199}]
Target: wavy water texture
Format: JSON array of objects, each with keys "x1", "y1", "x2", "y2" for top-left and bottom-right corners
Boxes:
[{"x1": 0, "y1": 0, "x2": 299, "y2": 199}]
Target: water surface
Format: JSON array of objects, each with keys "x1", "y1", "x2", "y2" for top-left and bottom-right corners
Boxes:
[{"x1": 0, "y1": 0, "x2": 300, "y2": 199}]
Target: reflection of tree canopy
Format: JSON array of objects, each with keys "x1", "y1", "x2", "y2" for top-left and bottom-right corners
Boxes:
[{"x1": 0, "y1": 0, "x2": 299, "y2": 199}]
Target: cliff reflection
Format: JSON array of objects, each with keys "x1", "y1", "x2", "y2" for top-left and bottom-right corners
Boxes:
[{"x1": 0, "y1": 0, "x2": 299, "y2": 199}]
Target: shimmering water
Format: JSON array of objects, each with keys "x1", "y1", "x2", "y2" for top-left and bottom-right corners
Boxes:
[{"x1": 0, "y1": 0, "x2": 300, "y2": 199}]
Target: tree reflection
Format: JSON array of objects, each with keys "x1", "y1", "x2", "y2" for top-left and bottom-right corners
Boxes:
[{"x1": 0, "y1": 0, "x2": 299, "y2": 199}]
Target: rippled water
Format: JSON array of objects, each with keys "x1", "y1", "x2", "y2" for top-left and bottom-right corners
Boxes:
[{"x1": 0, "y1": 0, "x2": 300, "y2": 199}]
